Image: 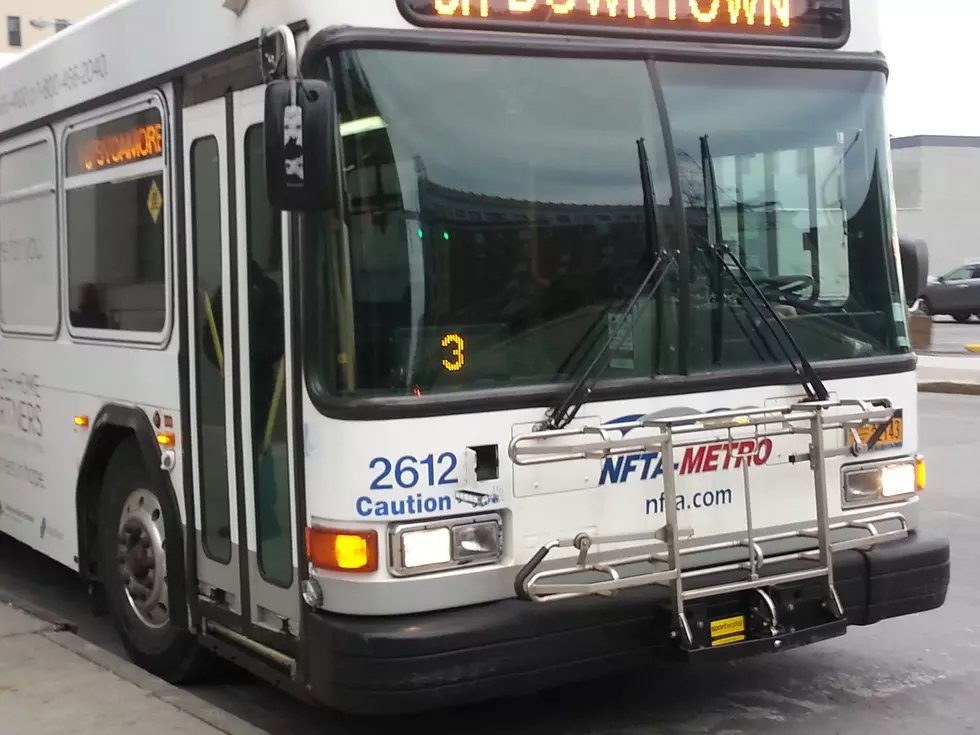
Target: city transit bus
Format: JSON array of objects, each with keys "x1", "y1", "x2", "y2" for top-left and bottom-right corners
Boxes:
[{"x1": 0, "y1": 0, "x2": 950, "y2": 715}]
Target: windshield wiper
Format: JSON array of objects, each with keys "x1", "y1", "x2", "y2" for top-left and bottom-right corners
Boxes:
[
  {"x1": 699, "y1": 135, "x2": 830, "y2": 403},
  {"x1": 543, "y1": 138, "x2": 675, "y2": 431}
]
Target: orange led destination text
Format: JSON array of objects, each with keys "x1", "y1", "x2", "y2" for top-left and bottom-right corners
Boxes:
[
  {"x1": 433, "y1": 0, "x2": 791, "y2": 25},
  {"x1": 78, "y1": 122, "x2": 163, "y2": 172}
]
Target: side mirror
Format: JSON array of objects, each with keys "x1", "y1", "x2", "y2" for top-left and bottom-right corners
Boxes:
[
  {"x1": 898, "y1": 236, "x2": 929, "y2": 307},
  {"x1": 264, "y1": 78, "x2": 336, "y2": 212}
]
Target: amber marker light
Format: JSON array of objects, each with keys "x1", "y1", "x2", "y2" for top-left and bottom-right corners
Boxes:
[{"x1": 306, "y1": 527, "x2": 378, "y2": 573}]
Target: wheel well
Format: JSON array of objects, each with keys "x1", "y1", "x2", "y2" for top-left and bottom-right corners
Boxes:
[{"x1": 76, "y1": 426, "x2": 138, "y2": 583}]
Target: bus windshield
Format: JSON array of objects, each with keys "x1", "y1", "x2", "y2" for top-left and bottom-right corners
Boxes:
[{"x1": 307, "y1": 50, "x2": 906, "y2": 399}]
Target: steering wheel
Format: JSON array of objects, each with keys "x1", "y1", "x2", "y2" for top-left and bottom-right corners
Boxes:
[{"x1": 758, "y1": 274, "x2": 816, "y2": 296}]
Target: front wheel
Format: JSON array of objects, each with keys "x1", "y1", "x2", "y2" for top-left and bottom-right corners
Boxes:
[
  {"x1": 99, "y1": 438, "x2": 208, "y2": 682},
  {"x1": 953, "y1": 312, "x2": 972, "y2": 323}
]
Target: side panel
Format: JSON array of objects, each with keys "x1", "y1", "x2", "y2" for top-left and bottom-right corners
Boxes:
[
  {"x1": 0, "y1": 85, "x2": 182, "y2": 571},
  {"x1": 0, "y1": 126, "x2": 68, "y2": 561}
]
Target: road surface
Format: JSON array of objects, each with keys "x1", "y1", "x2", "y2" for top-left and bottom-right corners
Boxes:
[
  {"x1": 0, "y1": 393, "x2": 974, "y2": 734},
  {"x1": 925, "y1": 315, "x2": 980, "y2": 354}
]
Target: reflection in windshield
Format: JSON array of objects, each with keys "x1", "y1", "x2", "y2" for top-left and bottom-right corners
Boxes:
[
  {"x1": 661, "y1": 62, "x2": 906, "y2": 374},
  {"x1": 306, "y1": 50, "x2": 906, "y2": 399}
]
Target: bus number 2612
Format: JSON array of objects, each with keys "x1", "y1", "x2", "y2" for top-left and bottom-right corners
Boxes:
[{"x1": 369, "y1": 453, "x2": 459, "y2": 490}]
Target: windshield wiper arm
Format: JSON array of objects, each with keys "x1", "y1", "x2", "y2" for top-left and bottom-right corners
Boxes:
[
  {"x1": 699, "y1": 134, "x2": 830, "y2": 403},
  {"x1": 544, "y1": 251, "x2": 673, "y2": 430},
  {"x1": 543, "y1": 138, "x2": 675, "y2": 431},
  {"x1": 700, "y1": 237, "x2": 829, "y2": 402},
  {"x1": 692, "y1": 247, "x2": 778, "y2": 365}
]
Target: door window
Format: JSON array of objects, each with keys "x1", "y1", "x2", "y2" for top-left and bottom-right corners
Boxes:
[
  {"x1": 243, "y1": 124, "x2": 292, "y2": 588},
  {"x1": 190, "y1": 136, "x2": 232, "y2": 563}
]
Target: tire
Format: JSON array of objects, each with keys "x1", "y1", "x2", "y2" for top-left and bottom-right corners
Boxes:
[
  {"x1": 953, "y1": 312, "x2": 972, "y2": 323},
  {"x1": 918, "y1": 298, "x2": 932, "y2": 316},
  {"x1": 98, "y1": 437, "x2": 208, "y2": 683}
]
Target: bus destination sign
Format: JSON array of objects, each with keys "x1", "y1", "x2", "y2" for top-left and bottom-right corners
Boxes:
[
  {"x1": 65, "y1": 108, "x2": 163, "y2": 177},
  {"x1": 398, "y1": 0, "x2": 849, "y2": 44}
]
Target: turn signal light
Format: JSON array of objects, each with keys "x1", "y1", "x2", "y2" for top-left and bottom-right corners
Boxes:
[{"x1": 306, "y1": 527, "x2": 378, "y2": 573}]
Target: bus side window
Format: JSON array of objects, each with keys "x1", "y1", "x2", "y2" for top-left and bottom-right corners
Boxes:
[
  {"x1": 0, "y1": 132, "x2": 59, "y2": 337},
  {"x1": 64, "y1": 107, "x2": 168, "y2": 336}
]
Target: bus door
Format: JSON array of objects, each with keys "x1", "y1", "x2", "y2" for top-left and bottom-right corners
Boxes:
[{"x1": 182, "y1": 87, "x2": 300, "y2": 645}]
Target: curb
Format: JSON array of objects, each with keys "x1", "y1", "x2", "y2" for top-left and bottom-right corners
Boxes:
[
  {"x1": 42, "y1": 631, "x2": 271, "y2": 735},
  {"x1": 918, "y1": 381, "x2": 980, "y2": 396},
  {"x1": 915, "y1": 349, "x2": 980, "y2": 357},
  {"x1": 0, "y1": 593, "x2": 77, "y2": 634},
  {"x1": 0, "y1": 590, "x2": 269, "y2": 735}
]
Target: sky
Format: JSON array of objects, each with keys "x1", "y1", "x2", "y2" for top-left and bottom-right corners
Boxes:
[{"x1": 881, "y1": 2, "x2": 976, "y2": 138}]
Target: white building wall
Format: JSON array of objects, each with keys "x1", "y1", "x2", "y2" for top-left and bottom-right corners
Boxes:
[
  {"x1": 892, "y1": 136, "x2": 980, "y2": 277},
  {"x1": 0, "y1": 0, "x2": 113, "y2": 53}
]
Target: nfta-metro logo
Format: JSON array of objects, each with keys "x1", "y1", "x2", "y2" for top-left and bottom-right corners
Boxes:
[{"x1": 598, "y1": 407, "x2": 774, "y2": 486}]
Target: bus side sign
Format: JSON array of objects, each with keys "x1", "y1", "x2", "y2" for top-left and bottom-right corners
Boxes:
[
  {"x1": 65, "y1": 108, "x2": 163, "y2": 176},
  {"x1": 397, "y1": 0, "x2": 849, "y2": 46}
]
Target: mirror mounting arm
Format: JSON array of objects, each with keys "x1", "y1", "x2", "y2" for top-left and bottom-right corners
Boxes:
[{"x1": 259, "y1": 25, "x2": 299, "y2": 85}]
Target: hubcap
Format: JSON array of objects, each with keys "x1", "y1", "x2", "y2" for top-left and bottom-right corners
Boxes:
[{"x1": 116, "y1": 489, "x2": 169, "y2": 629}]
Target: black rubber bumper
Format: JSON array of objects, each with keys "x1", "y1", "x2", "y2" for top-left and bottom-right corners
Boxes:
[{"x1": 303, "y1": 531, "x2": 950, "y2": 715}]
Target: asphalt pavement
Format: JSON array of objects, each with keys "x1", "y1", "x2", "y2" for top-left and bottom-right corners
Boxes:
[
  {"x1": 914, "y1": 317, "x2": 980, "y2": 393},
  {"x1": 0, "y1": 393, "x2": 976, "y2": 734},
  {"x1": 921, "y1": 315, "x2": 980, "y2": 354}
]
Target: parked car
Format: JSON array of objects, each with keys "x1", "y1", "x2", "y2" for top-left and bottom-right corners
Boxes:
[{"x1": 919, "y1": 260, "x2": 980, "y2": 322}]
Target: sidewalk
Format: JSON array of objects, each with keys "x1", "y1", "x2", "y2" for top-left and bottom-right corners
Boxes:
[
  {"x1": 916, "y1": 353, "x2": 980, "y2": 395},
  {"x1": 0, "y1": 601, "x2": 265, "y2": 735}
]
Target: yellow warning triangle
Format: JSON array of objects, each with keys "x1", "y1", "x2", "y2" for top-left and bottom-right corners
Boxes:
[{"x1": 147, "y1": 180, "x2": 163, "y2": 223}]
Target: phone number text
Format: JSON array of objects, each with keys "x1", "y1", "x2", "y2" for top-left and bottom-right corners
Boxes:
[{"x1": 0, "y1": 55, "x2": 108, "y2": 116}]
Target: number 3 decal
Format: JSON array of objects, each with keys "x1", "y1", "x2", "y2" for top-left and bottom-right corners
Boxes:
[{"x1": 441, "y1": 333, "x2": 465, "y2": 372}]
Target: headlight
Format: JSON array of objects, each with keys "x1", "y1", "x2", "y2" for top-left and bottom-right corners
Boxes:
[
  {"x1": 389, "y1": 513, "x2": 503, "y2": 577},
  {"x1": 842, "y1": 459, "x2": 917, "y2": 507}
]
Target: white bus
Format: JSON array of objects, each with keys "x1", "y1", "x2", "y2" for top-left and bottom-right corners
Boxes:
[{"x1": 0, "y1": 0, "x2": 949, "y2": 715}]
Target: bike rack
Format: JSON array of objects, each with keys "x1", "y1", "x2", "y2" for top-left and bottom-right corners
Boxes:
[{"x1": 509, "y1": 398, "x2": 909, "y2": 649}]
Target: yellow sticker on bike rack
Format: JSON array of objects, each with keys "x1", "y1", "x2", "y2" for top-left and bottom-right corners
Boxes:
[{"x1": 710, "y1": 615, "x2": 746, "y2": 645}]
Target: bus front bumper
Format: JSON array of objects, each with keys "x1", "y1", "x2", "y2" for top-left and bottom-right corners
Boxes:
[{"x1": 303, "y1": 531, "x2": 950, "y2": 715}]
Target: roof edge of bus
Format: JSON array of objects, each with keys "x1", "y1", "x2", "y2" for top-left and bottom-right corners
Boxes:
[{"x1": 0, "y1": 0, "x2": 332, "y2": 138}]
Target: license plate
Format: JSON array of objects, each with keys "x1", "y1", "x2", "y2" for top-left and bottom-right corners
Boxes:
[
  {"x1": 846, "y1": 417, "x2": 903, "y2": 450},
  {"x1": 710, "y1": 615, "x2": 746, "y2": 647}
]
